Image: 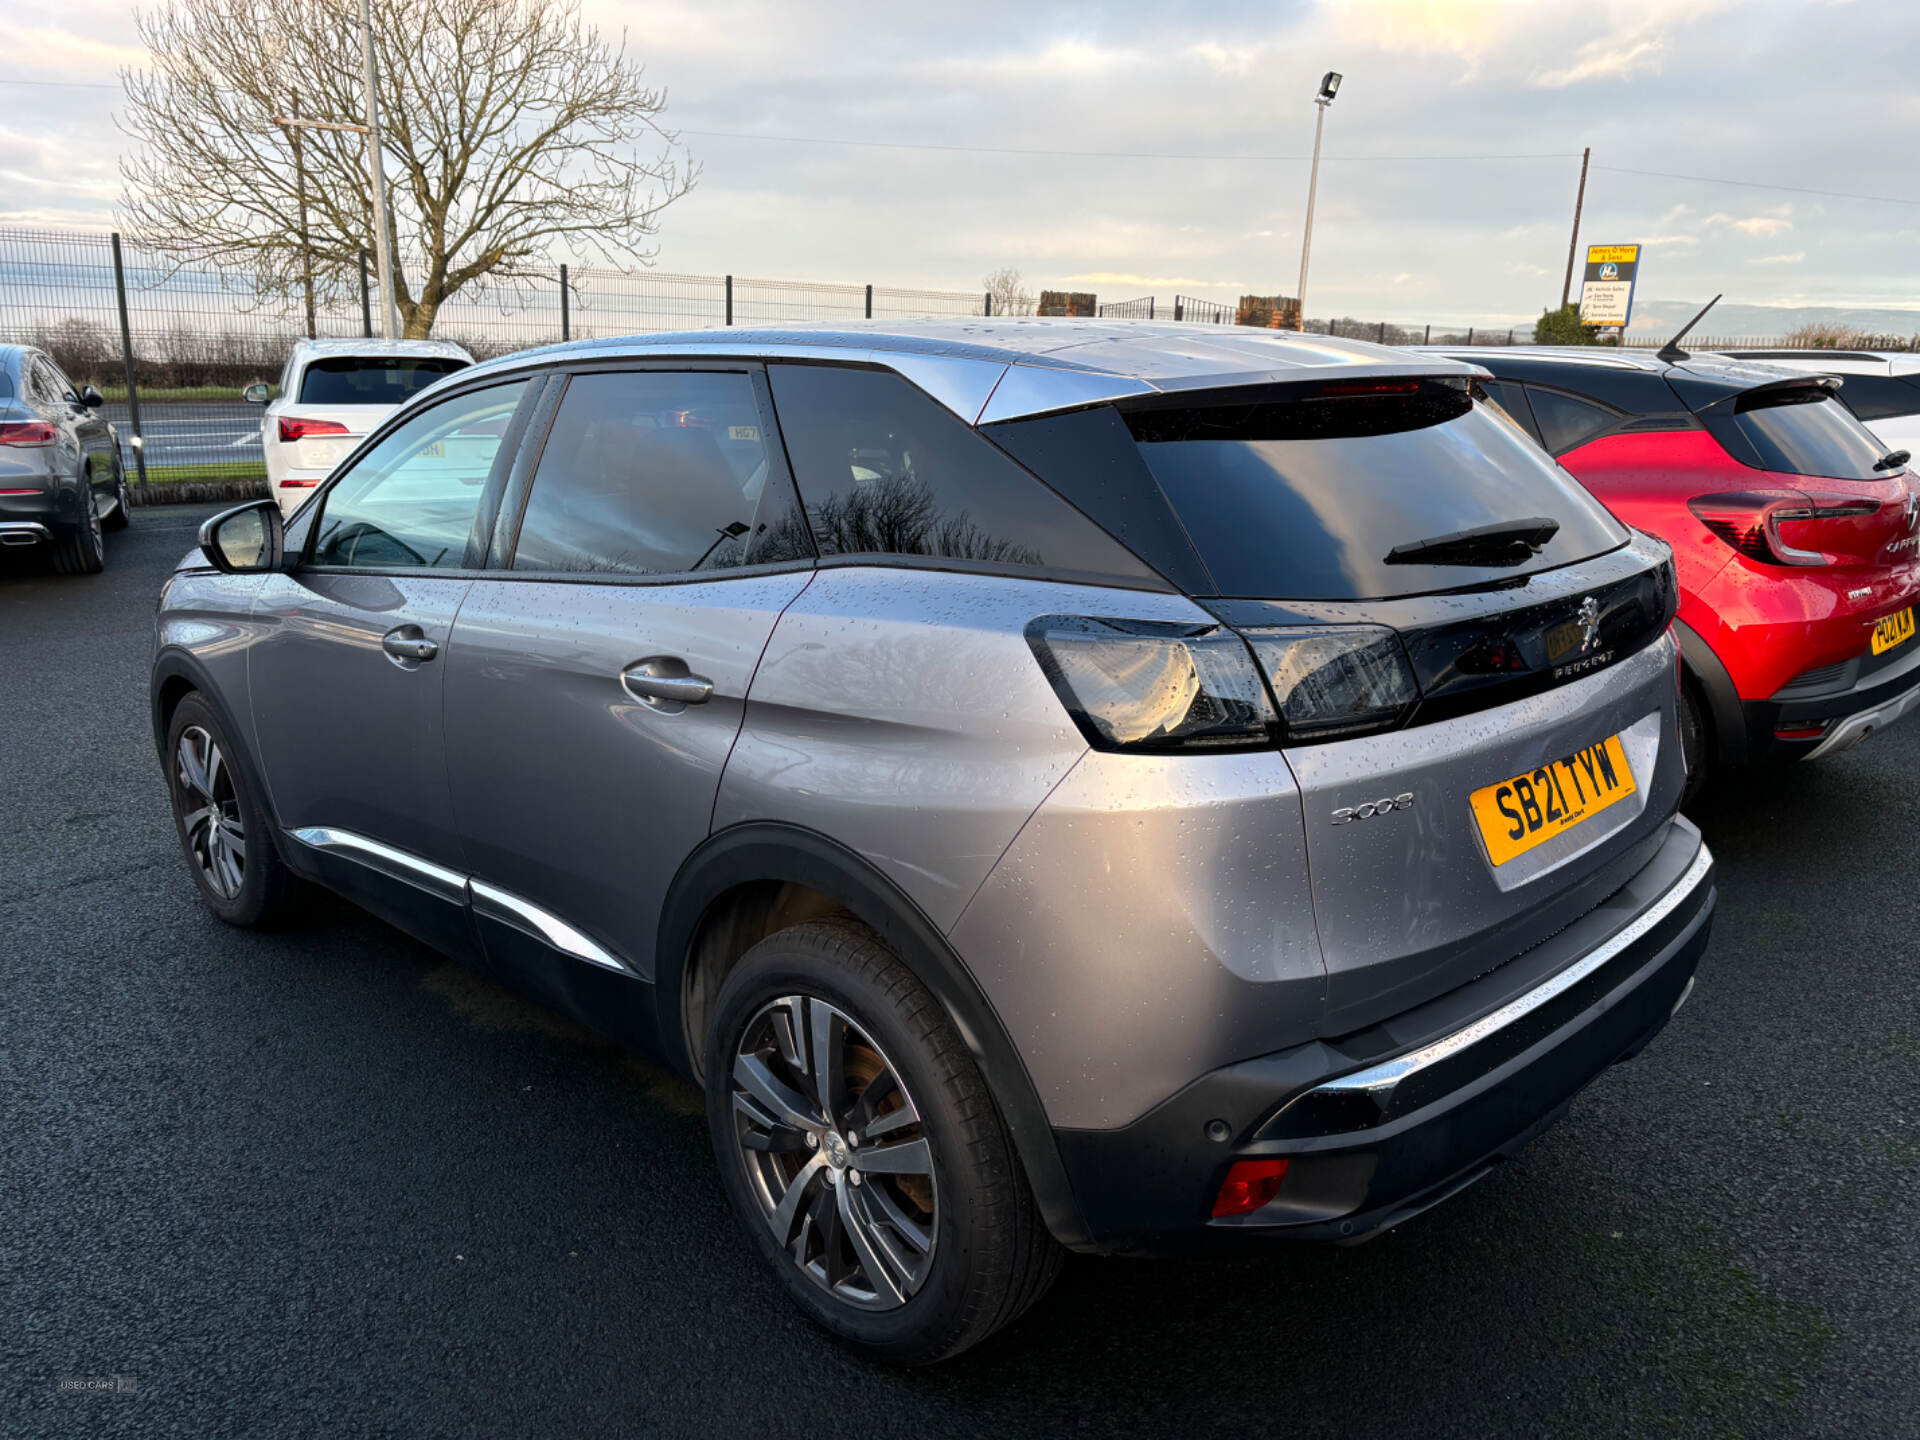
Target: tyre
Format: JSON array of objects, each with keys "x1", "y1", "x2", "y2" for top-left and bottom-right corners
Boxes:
[
  {"x1": 165, "y1": 693, "x2": 297, "y2": 926},
  {"x1": 1679, "y1": 672, "x2": 1712, "y2": 807},
  {"x1": 102, "y1": 462, "x2": 132, "y2": 531},
  {"x1": 706, "y1": 918, "x2": 1061, "y2": 1365},
  {"x1": 51, "y1": 484, "x2": 104, "y2": 575}
]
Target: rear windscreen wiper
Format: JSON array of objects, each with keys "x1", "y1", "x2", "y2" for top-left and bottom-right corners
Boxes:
[
  {"x1": 1873, "y1": 448, "x2": 1912, "y2": 472},
  {"x1": 1385, "y1": 517, "x2": 1560, "y2": 566}
]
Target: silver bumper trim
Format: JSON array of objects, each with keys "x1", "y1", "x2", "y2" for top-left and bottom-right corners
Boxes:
[
  {"x1": 1311, "y1": 841, "x2": 1715, "y2": 1103},
  {"x1": 1802, "y1": 681, "x2": 1920, "y2": 760},
  {"x1": 0, "y1": 521, "x2": 52, "y2": 546}
]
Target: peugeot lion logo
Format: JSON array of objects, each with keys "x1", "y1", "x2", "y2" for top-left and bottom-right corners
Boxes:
[{"x1": 1577, "y1": 596, "x2": 1601, "y2": 653}]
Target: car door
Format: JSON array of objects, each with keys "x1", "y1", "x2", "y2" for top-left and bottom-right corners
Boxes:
[
  {"x1": 248, "y1": 375, "x2": 537, "y2": 958},
  {"x1": 441, "y1": 364, "x2": 815, "y2": 1004},
  {"x1": 24, "y1": 356, "x2": 89, "y2": 492}
]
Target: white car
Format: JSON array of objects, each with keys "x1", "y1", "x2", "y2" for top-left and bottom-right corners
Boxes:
[
  {"x1": 246, "y1": 339, "x2": 474, "y2": 515},
  {"x1": 1712, "y1": 349, "x2": 1920, "y2": 462}
]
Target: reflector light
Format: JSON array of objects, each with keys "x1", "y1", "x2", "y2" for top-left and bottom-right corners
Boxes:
[
  {"x1": 279, "y1": 416, "x2": 352, "y2": 443},
  {"x1": 277, "y1": 479, "x2": 320, "y2": 489},
  {"x1": 1774, "y1": 723, "x2": 1831, "y2": 741},
  {"x1": 0, "y1": 487, "x2": 45, "y2": 495},
  {"x1": 0, "y1": 421, "x2": 59, "y2": 446},
  {"x1": 1212, "y1": 1159, "x2": 1290, "y2": 1218}
]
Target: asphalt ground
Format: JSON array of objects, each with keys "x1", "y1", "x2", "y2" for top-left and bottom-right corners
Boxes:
[{"x1": 3, "y1": 503, "x2": 1916, "y2": 1438}]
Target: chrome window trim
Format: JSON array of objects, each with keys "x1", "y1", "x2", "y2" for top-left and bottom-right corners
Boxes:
[{"x1": 1312, "y1": 840, "x2": 1715, "y2": 1101}]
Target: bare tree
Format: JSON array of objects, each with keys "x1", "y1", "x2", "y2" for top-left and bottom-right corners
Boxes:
[
  {"x1": 119, "y1": 0, "x2": 696, "y2": 337},
  {"x1": 983, "y1": 267, "x2": 1035, "y2": 317}
]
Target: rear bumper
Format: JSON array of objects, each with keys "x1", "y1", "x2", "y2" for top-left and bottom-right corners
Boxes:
[
  {"x1": 1051, "y1": 818, "x2": 1714, "y2": 1254},
  {"x1": 1750, "y1": 633, "x2": 1920, "y2": 762},
  {"x1": 0, "y1": 519, "x2": 53, "y2": 547}
]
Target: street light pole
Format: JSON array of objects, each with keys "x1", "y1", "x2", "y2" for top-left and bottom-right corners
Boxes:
[
  {"x1": 358, "y1": 0, "x2": 401, "y2": 339},
  {"x1": 1294, "y1": 70, "x2": 1341, "y2": 332}
]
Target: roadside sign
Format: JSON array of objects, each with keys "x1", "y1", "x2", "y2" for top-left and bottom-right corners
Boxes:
[{"x1": 1579, "y1": 244, "x2": 1640, "y2": 328}]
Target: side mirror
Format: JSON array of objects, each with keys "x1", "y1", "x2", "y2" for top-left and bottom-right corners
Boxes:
[
  {"x1": 79, "y1": 385, "x2": 105, "y2": 409},
  {"x1": 242, "y1": 382, "x2": 272, "y2": 405},
  {"x1": 198, "y1": 499, "x2": 284, "y2": 574}
]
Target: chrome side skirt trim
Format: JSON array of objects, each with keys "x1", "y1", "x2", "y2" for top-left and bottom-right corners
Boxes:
[
  {"x1": 469, "y1": 879, "x2": 629, "y2": 975},
  {"x1": 1313, "y1": 841, "x2": 1715, "y2": 1102},
  {"x1": 290, "y1": 825, "x2": 468, "y2": 905},
  {"x1": 285, "y1": 826, "x2": 633, "y2": 976}
]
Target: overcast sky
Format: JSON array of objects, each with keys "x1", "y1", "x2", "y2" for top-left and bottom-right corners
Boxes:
[{"x1": 2, "y1": 0, "x2": 1917, "y2": 328}]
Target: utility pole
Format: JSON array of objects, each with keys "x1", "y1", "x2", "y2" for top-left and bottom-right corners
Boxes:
[
  {"x1": 290, "y1": 90, "x2": 316, "y2": 340},
  {"x1": 1295, "y1": 71, "x2": 1341, "y2": 331},
  {"x1": 1560, "y1": 147, "x2": 1591, "y2": 311},
  {"x1": 359, "y1": 0, "x2": 400, "y2": 339}
]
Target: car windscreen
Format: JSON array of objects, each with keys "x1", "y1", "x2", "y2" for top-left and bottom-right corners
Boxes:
[
  {"x1": 1710, "y1": 388, "x2": 1892, "y2": 480},
  {"x1": 1115, "y1": 382, "x2": 1628, "y2": 600},
  {"x1": 298, "y1": 356, "x2": 468, "y2": 406}
]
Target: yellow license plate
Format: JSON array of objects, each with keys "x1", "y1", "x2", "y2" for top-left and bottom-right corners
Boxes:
[
  {"x1": 1469, "y1": 734, "x2": 1637, "y2": 867},
  {"x1": 1871, "y1": 606, "x2": 1914, "y2": 656}
]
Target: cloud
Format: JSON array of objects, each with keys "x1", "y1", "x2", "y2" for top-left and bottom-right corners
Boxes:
[
  {"x1": 1748, "y1": 252, "x2": 1807, "y2": 265},
  {"x1": 1532, "y1": 36, "x2": 1666, "y2": 87},
  {"x1": 1064, "y1": 272, "x2": 1251, "y2": 289}
]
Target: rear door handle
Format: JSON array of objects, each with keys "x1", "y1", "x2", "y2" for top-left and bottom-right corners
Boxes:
[
  {"x1": 621, "y1": 657, "x2": 713, "y2": 709},
  {"x1": 381, "y1": 626, "x2": 439, "y2": 662}
]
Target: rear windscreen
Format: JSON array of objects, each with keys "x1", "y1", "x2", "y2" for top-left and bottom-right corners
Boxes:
[
  {"x1": 298, "y1": 356, "x2": 468, "y2": 406},
  {"x1": 1117, "y1": 384, "x2": 1628, "y2": 600},
  {"x1": 1713, "y1": 389, "x2": 1892, "y2": 480}
]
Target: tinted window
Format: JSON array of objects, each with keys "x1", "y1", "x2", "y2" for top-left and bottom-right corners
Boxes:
[
  {"x1": 28, "y1": 359, "x2": 67, "y2": 407},
  {"x1": 512, "y1": 370, "x2": 804, "y2": 575},
  {"x1": 1475, "y1": 381, "x2": 1541, "y2": 444},
  {"x1": 1721, "y1": 390, "x2": 1891, "y2": 480},
  {"x1": 767, "y1": 364, "x2": 1156, "y2": 579},
  {"x1": 1831, "y1": 374, "x2": 1920, "y2": 423},
  {"x1": 1124, "y1": 383, "x2": 1628, "y2": 600},
  {"x1": 312, "y1": 380, "x2": 527, "y2": 569},
  {"x1": 299, "y1": 356, "x2": 469, "y2": 406},
  {"x1": 1525, "y1": 386, "x2": 1617, "y2": 454}
]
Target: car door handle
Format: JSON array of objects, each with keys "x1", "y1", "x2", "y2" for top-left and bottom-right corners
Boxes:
[
  {"x1": 381, "y1": 626, "x2": 439, "y2": 662},
  {"x1": 620, "y1": 657, "x2": 713, "y2": 708}
]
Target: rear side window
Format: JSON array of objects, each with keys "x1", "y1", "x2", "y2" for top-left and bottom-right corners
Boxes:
[
  {"x1": 1831, "y1": 374, "x2": 1920, "y2": 423},
  {"x1": 299, "y1": 356, "x2": 469, "y2": 406},
  {"x1": 767, "y1": 364, "x2": 1157, "y2": 580},
  {"x1": 1525, "y1": 386, "x2": 1617, "y2": 455},
  {"x1": 1118, "y1": 382, "x2": 1628, "y2": 600},
  {"x1": 512, "y1": 370, "x2": 805, "y2": 575},
  {"x1": 1715, "y1": 389, "x2": 1892, "y2": 480}
]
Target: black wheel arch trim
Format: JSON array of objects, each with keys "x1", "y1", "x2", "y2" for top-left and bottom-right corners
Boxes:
[
  {"x1": 657, "y1": 820, "x2": 1095, "y2": 1250},
  {"x1": 150, "y1": 649, "x2": 286, "y2": 838},
  {"x1": 1672, "y1": 618, "x2": 1747, "y2": 769}
]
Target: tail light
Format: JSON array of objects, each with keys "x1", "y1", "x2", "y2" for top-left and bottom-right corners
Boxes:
[
  {"x1": 1688, "y1": 490, "x2": 1881, "y2": 566},
  {"x1": 1026, "y1": 616, "x2": 1275, "y2": 752},
  {"x1": 0, "y1": 421, "x2": 59, "y2": 447},
  {"x1": 278, "y1": 416, "x2": 351, "y2": 443},
  {"x1": 1244, "y1": 625, "x2": 1419, "y2": 741}
]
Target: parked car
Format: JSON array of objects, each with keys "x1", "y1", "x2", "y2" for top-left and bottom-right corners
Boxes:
[
  {"x1": 157, "y1": 322, "x2": 1715, "y2": 1364},
  {"x1": 1429, "y1": 345, "x2": 1920, "y2": 799},
  {"x1": 0, "y1": 343, "x2": 130, "y2": 573},
  {"x1": 246, "y1": 338, "x2": 473, "y2": 516},
  {"x1": 1710, "y1": 349, "x2": 1920, "y2": 460}
]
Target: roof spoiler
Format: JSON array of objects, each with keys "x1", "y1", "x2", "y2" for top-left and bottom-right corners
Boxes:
[{"x1": 1655, "y1": 294, "x2": 1722, "y2": 363}]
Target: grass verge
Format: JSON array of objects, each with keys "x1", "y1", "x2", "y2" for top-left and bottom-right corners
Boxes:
[{"x1": 137, "y1": 461, "x2": 268, "y2": 485}]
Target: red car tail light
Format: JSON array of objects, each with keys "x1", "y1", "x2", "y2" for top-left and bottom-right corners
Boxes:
[
  {"x1": 278, "y1": 416, "x2": 352, "y2": 443},
  {"x1": 1688, "y1": 490, "x2": 1880, "y2": 567},
  {"x1": 0, "y1": 421, "x2": 59, "y2": 447},
  {"x1": 1211, "y1": 1158, "x2": 1290, "y2": 1218}
]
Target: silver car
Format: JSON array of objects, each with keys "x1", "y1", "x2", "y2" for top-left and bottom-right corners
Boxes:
[
  {"x1": 152, "y1": 321, "x2": 1717, "y2": 1364},
  {"x1": 0, "y1": 343, "x2": 131, "y2": 573}
]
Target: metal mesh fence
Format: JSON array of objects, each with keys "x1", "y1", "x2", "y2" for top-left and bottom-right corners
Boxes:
[{"x1": 1096, "y1": 297, "x2": 1155, "y2": 319}]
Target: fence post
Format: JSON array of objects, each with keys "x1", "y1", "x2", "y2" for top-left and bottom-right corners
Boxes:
[
  {"x1": 1174, "y1": 298, "x2": 1183, "y2": 321},
  {"x1": 560, "y1": 264, "x2": 570, "y2": 342},
  {"x1": 1424, "y1": 323, "x2": 1430, "y2": 344},
  {"x1": 1467, "y1": 326, "x2": 1474, "y2": 344},
  {"x1": 984, "y1": 291, "x2": 992, "y2": 317},
  {"x1": 1149, "y1": 298, "x2": 1155, "y2": 320},
  {"x1": 1507, "y1": 328, "x2": 1514, "y2": 344},
  {"x1": 865, "y1": 283, "x2": 873, "y2": 320},
  {"x1": 1377, "y1": 321, "x2": 1386, "y2": 344},
  {"x1": 359, "y1": 250, "x2": 373, "y2": 338},
  {"x1": 108, "y1": 233, "x2": 148, "y2": 491},
  {"x1": 725, "y1": 274, "x2": 733, "y2": 326}
]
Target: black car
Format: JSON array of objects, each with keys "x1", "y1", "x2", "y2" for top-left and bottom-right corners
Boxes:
[{"x1": 0, "y1": 344, "x2": 130, "y2": 574}]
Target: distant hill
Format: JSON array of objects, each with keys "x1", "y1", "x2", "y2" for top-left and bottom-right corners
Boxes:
[{"x1": 1622, "y1": 299, "x2": 1920, "y2": 342}]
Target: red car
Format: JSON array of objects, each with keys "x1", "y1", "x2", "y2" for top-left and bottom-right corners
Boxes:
[{"x1": 1437, "y1": 346, "x2": 1920, "y2": 798}]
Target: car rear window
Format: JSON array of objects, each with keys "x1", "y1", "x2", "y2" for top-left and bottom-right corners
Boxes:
[
  {"x1": 1830, "y1": 374, "x2": 1920, "y2": 423},
  {"x1": 298, "y1": 356, "x2": 469, "y2": 406},
  {"x1": 1110, "y1": 382, "x2": 1628, "y2": 600},
  {"x1": 1716, "y1": 389, "x2": 1892, "y2": 480}
]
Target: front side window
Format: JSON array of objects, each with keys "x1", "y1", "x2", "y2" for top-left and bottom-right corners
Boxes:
[
  {"x1": 310, "y1": 380, "x2": 528, "y2": 569},
  {"x1": 298, "y1": 356, "x2": 469, "y2": 406},
  {"x1": 767, "y1": 363, "x2": 1155, "y2": 579},
  {"x1": 511, "y1": 370, "x2": 805, "y2": 575}
]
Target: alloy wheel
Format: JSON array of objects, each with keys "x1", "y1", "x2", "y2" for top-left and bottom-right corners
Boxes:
[
  {"x1": 729, "y1": 994, "x2": 937, "y2": 1310},
  {"x1": 176, "y1": 725, "x2": 245, "y2": 899}
]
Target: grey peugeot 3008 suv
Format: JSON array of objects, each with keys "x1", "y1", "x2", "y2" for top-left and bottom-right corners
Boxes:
[{"x1": 153, "y1": 321, "x2": 1716, "y2": 1363}]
